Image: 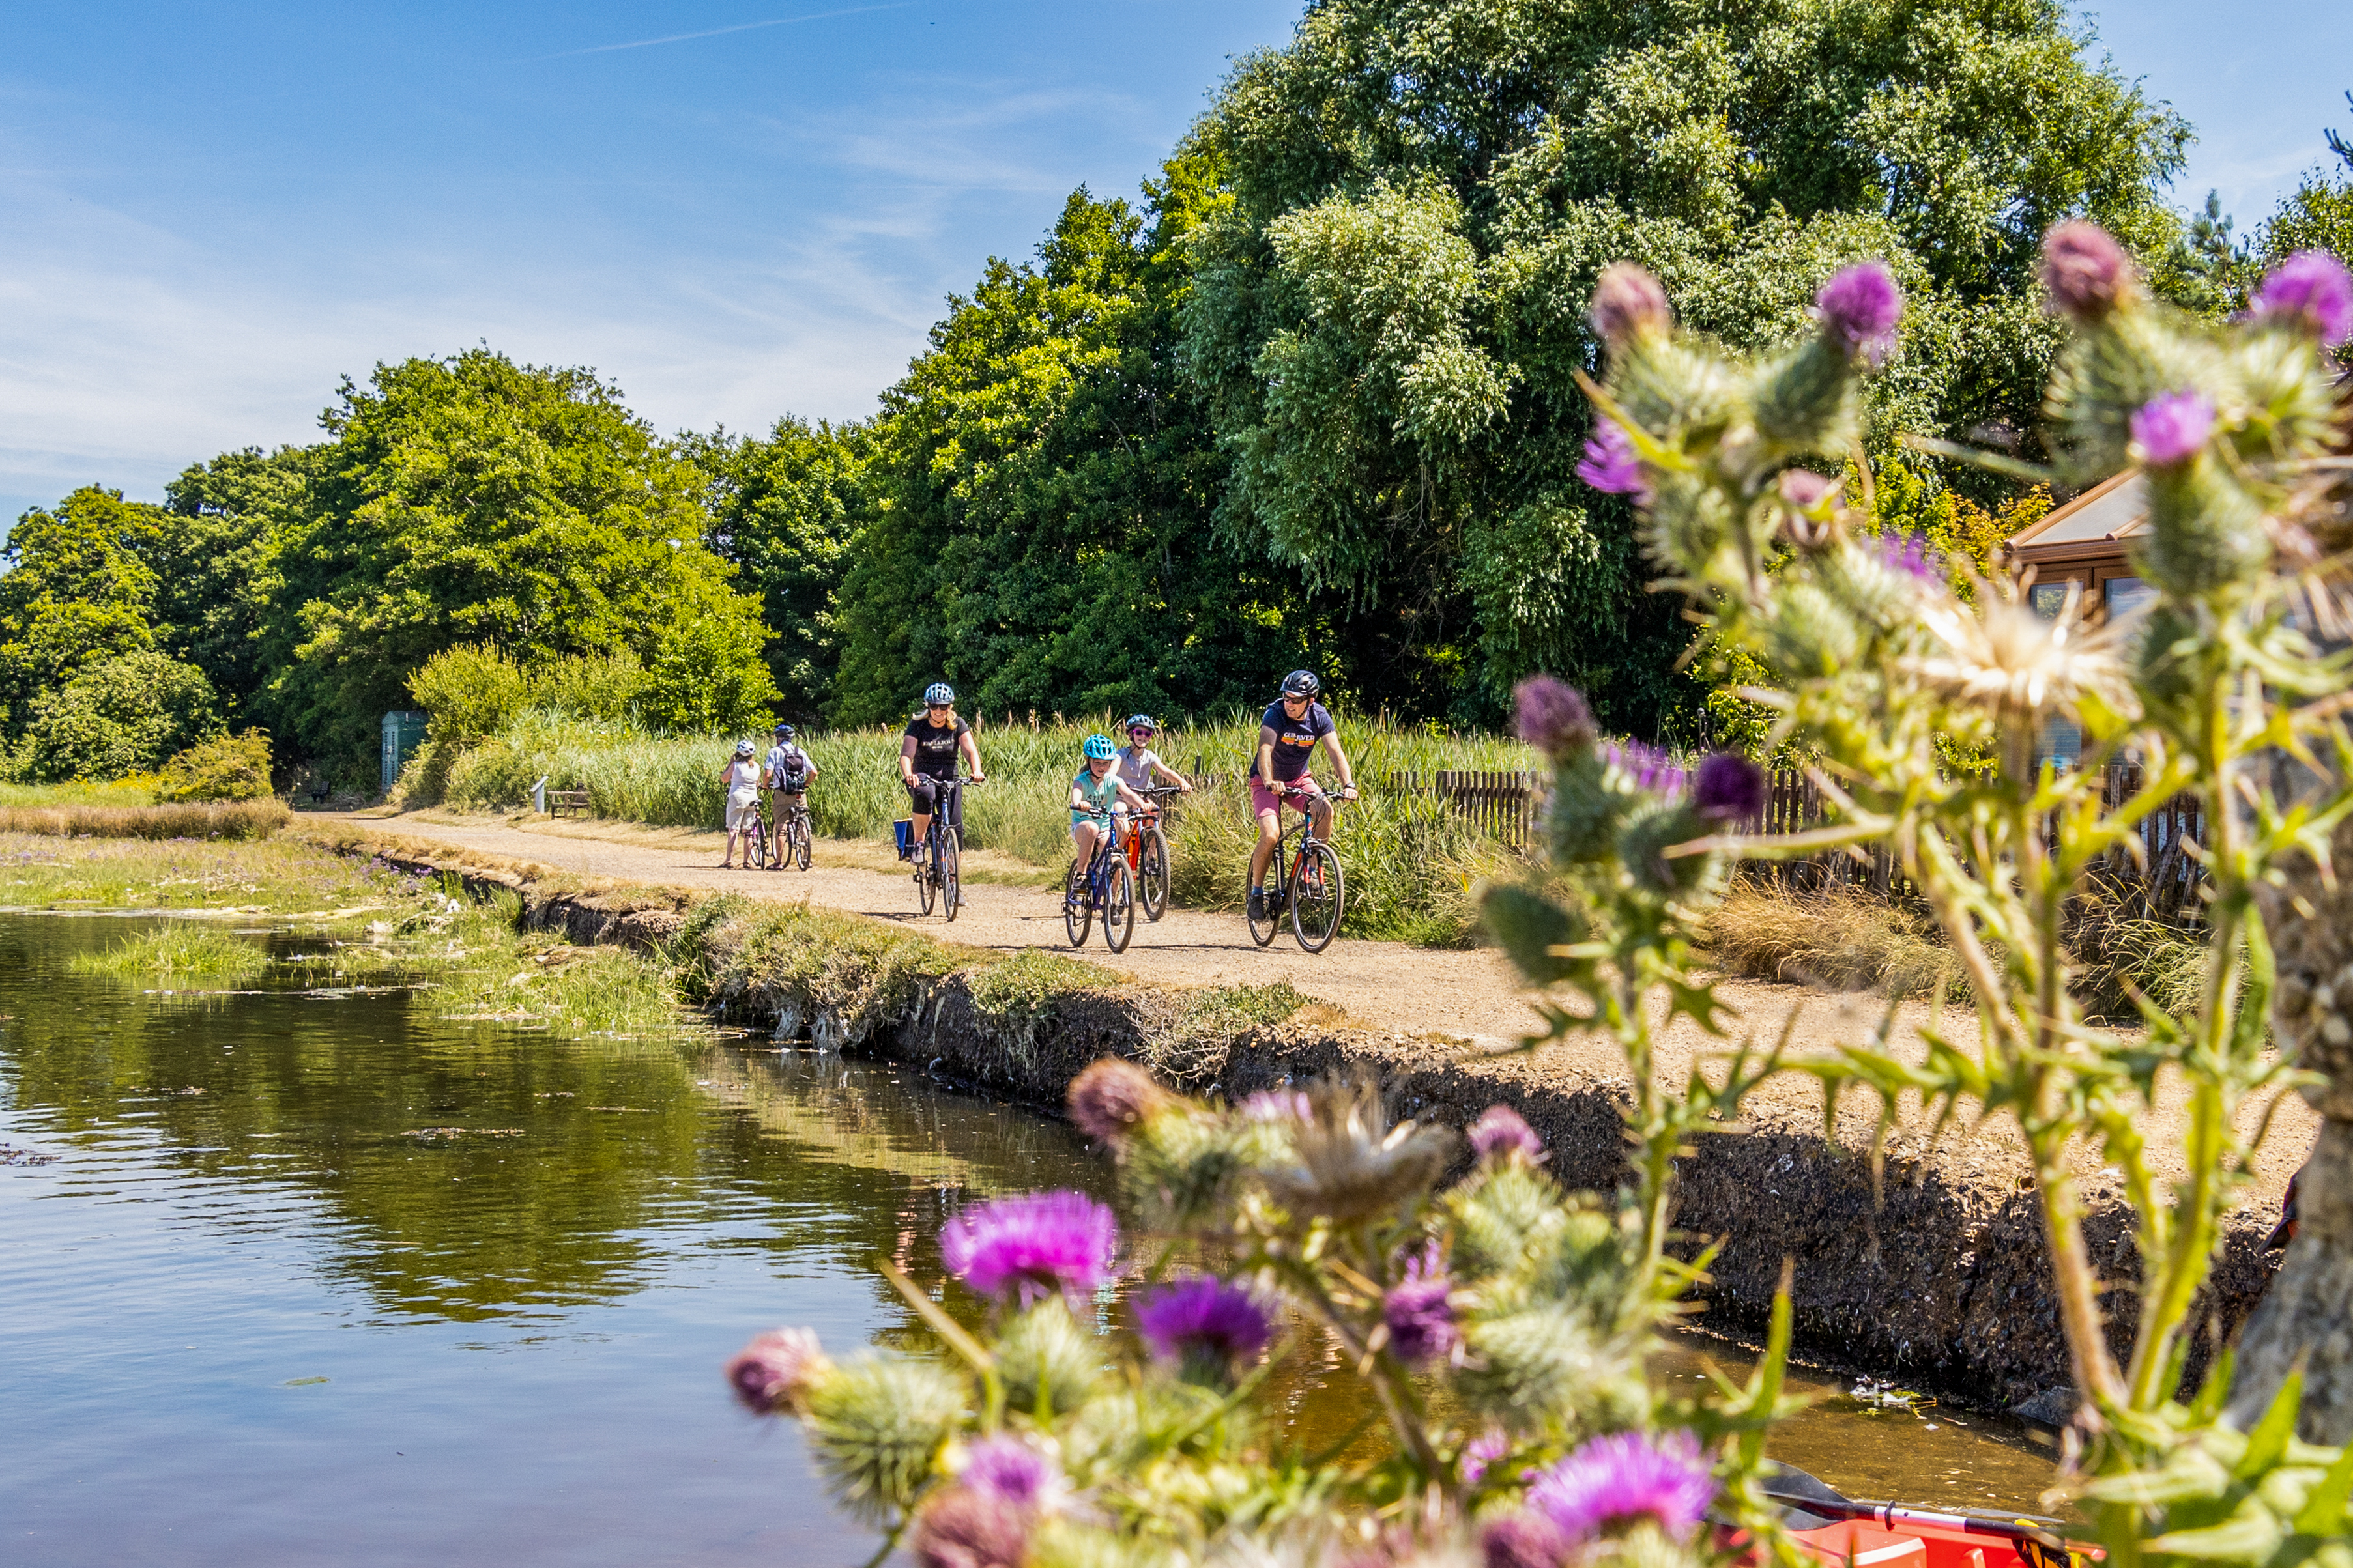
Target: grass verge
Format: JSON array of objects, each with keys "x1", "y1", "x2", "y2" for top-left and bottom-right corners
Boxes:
[
  {"x1": 0, "y1": 778, "x2": 160, "y2": 808},
  {"x1": 0, "y1": 800, "x2": 289, "y2": 840}
]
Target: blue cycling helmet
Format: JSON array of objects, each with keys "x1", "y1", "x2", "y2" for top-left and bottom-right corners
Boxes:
[
  {"x1": 1125, "y1": 713, "x2": 1157, "y2": 734},
  {"x1": 772, "y1": 722, "x2": 796, "y2": 739},
  {"x1": 1082, "y1": 733, "x2": 1117, "y2": 760},
  {"x1": 923, "y1": 682, "x2": 955, "y2": 706}
]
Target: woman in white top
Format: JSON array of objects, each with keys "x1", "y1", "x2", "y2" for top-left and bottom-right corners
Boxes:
[{"x1": 718, "y1": 739, "x2": 763, "y2": 868}]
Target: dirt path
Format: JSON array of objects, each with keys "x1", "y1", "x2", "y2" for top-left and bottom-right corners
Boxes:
[{"x1": 317, "y1": 809, "x2": 2312, "y2": 1200}]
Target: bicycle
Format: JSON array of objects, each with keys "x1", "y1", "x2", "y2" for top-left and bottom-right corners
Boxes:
[
  {"x1": 1063, "y1": 808, "x2": 1136, "y2": 953},
  {"x1": 1123, "y1": 784, "x2": 1183, "y2": 922},
  {"x1": 913, "y1": 777, "x2": 978, "y2": 921},
  {"x1": 767, "y1": 777, "x2": 813, "y2": 872},
  {"x1": 1246, "y1": 786, "x2": 1346, "y2": 953}
]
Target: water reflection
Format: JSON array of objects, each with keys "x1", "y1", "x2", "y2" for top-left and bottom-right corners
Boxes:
[{"x1": 1, "y1": 915, "x2": 2062, "y2": 1568}]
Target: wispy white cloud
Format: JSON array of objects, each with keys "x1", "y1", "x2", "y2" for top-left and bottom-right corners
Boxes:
[{"x1": 523, "y1": 3, "x2": 915, "y2": 63}]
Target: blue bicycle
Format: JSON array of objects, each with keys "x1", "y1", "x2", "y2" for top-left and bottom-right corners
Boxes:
[{"x1": 1063, "y1": 808, "x2": 1136, "y2": 952}]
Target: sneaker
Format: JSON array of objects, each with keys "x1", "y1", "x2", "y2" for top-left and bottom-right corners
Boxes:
[{"x1": 1247, "y1": 889, "x2": 1265, "y2": 922}]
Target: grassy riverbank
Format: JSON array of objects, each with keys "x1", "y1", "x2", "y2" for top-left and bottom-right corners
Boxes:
[
  {"x1": 405, "y1": 713, "x2": 1536, "y2": 945},
  {"x1": 11, "y1": 831, "x2": 693, "y2": 1039}
]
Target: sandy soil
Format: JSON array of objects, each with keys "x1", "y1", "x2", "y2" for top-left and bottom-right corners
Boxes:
[{"x1": 317, "y1": 808, "x2": 2314, "y2": 1202}]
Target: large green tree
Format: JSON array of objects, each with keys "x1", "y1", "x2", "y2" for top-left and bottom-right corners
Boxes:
[
  {"x1": 1179, "y1": 0, "x2": 2191, "y2": 729},
  {"x1": 828, "y1": 180, "x2": 1321, "y2": 727},
  {"x1": 156, "y1": 446, "x2": 308, "y2": 722},
  {"x1": 0, "y1": 487, "x2": 172, "y2": 741},
  {"x1": 682, "y1": 416, "x2": 874, "y2": 722},
  {"x1": 266, "y1": 349, "x2": 774, "y2": 778}
]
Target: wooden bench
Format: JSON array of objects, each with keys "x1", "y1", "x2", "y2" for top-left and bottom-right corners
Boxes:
[{"x1": 546, "y1": 788, "x2": 591, "y2": 818}]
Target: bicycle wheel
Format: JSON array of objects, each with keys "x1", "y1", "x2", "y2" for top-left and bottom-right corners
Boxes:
[
  {"x1": 793, "y1": 815, "x2": 811, "y2": 871},
  {"x1": 940, "y1": 829, "x2": 963, "y2": 921},
  {"x1": 917, "y1": 831, "x2": 938, "y2": 915},
  {"x1": 1064, "y1": 860, "x2": 1093, "y2": 947},
  {"x1": 1138, "y1": 823, "x2": 1170, "y2": 922},
  {"x1": 1290, "y1": 841, "x2": 1344, "y2": 953},
  {"x1": 1246, "y1": 859, "x2": 1283, "y2": 947},
  {"x1": 751, "y1": 816, "x2": 770, "y2": 869},
  {"x1": 1101, "y1": 861, "x2": 1135, "y2": 953}
]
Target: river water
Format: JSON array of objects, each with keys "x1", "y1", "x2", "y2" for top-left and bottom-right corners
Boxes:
[{"x1": 1, "y1": 914, "x2": 2062, "y2": 1565}]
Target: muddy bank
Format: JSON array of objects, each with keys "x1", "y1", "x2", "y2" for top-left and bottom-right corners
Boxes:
[{"x1": 325, "y1": 825, "x2": 2281, "y2": 1419}]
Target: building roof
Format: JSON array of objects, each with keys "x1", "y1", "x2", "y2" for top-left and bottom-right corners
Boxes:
[{"x1": 2004, "y1": 469, "x2": 2146, "y2": 566}]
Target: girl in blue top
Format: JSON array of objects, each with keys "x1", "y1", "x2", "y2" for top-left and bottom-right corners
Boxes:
[{"x1": 1069, "y1": 733, "x2": 1150, "y2": 884}]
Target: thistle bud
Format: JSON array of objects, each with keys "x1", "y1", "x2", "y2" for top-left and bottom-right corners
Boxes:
[
  {"x1": 911, "y1": 1485, "x2": 1030, "y2": 1568},
  {"x1": 1469, "y1": 1104, "x2": 1546, "y2": 1164},
  {"x1": 1514, "y1": 675, "x2": 1597, "y2": 760},
  {"x1": 2251, "y1": 250, "x2": 2353, "y2": 347},
  {"x1": 1482, "y1": 1513, "x2": 1573, "y2": 1568},
  {"x1": 1777, "y1": 468, "x2": 1838, "y2": 511},
  {"x1": 2128, "y1": 392, "x2": 2214, "y2": 468},
  {"x1": 725, "y1": 1327, "x2": 831, "y2": 1416},
  {"x1": 1481, "y1": 884, "x2": 1586, "y2": 986},
  {"x1": 1815, "y1": 262, "x2": 1902, "y2": 363},
  {"x1": 1589, "y1": 262, "x2": 1672, "y2": 349},
  {"x1": 2040, "y1": 221, "x2": 2137, "y2": 321},
  {"x1": 1692, "y1": 753, "x2": 1765, "y2": 823},
  {"x1": 1067, "y1": 1057, "x2": 1172, "y2": 1144}
]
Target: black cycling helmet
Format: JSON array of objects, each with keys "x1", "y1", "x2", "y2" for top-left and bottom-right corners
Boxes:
[
  {"x1": 1280, "y1": 670, "x2": 1320, "y2": 700},
  {"x1": 773, "y1": 722, "x2": 796, "y2": 739}
]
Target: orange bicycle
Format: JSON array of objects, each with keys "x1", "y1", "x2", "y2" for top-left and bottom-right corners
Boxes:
[{"x1": 1121, "y1": 784, "x2": 1181, "y2": 921}]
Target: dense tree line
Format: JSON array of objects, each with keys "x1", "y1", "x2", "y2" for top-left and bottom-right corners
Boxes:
[{"x1": 6, "y1": 0, "x2": 2347, "y2": 786}]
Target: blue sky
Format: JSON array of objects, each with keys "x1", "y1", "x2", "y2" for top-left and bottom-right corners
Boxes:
[{"x1": 1, "y1": 0, "x2": 2348, "y2": 532}]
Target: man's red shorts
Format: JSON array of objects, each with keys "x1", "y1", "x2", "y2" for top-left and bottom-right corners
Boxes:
[{"x1": 1250, "y1": 773, "x2": 1321, "y2": 818}]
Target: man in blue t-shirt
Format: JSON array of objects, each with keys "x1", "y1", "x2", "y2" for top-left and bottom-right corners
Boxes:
[{"x1": 1247, "y1": 670, "x2": 1357, "y2": 922}]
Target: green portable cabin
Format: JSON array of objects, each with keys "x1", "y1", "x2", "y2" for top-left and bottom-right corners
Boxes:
[{"x1": 381, "y1": 710, "x2": 429, "y2": 793}]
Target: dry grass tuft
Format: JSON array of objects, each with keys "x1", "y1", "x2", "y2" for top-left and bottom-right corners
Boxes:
[{"x1": 1703, "y1": 881, "x2": 1955, "y2": 998}]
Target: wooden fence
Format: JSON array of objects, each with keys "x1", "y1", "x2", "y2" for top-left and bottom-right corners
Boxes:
[{"x1": 1381, "y1": 769, "x2": 1547, "y2": 851}]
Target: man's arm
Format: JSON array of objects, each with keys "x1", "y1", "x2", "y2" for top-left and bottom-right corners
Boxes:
[
  {"x1": 1256, "y1": 726, "x2": 1280, "y2": 788},
  {"x1": 1322, "y1": 731, "x2": 1359, "y2": 795}
]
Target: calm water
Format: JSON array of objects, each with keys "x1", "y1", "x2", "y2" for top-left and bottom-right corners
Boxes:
[{"x1": 1, "y1": 915, "x2": 2059, "y2": 1567}]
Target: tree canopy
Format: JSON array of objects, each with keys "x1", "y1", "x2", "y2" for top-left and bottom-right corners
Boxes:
[
  {"x1": 264, "y1": 349, "x2": 775, "y2": 774},
  {"x1": 1177, "y1": 0, "x2": 2189, "y2": 727}
]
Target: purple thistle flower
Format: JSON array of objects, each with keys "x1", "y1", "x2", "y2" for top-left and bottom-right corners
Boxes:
[
  {"x1": 1381, "y1": 1246, "x2": 1458, "y2": 1364},
  {"x1": 912, "y1": 1485, "x2": 1030, "y2": 1568},
  {"x1": 1871, "y1": 530, "x2": 1942, "y2": 582},
  {"x1": 2041, "y1": 221, "x2": 2135, "y2": 321},
  {"x1": 1136, "y1": 1276, "x2": 1275, "y2": 1376},
  {"x1": 940, "y1": 1190, "x2": 1119, "y2": 1306},
  {"x1": 1239, "y1": 1088, "x2": 1312, "y2": 1122},
  {"x1": 1588, "y1": 261, "x2": 1672, "y2": 348},
  {"x1": 1469, "y1": 1104, "x2": 1545, "y2": 1164},
  {"x1": 1526, "y1": 1429, "x2": 1718, "y2": 1542},
  {"x1": 723, "y1": 1326, "x2": 828, "y2": 1416},
  {"x1": 1462, "y1": 1429, "x2": 1513, "y2": 1487},
  {"x1": 1514, "y1": 676, "x2": 1597, "y2": 761},
  {"x1": 2252, "y1": 250, "x2": 2353, "y2": 347},
  {"x1": 1815, "y1": 262, "x2": 1903, "y2": 363},
  {"x1": 1778, "y1": 468, "x2": 1838, "y2": 509},
  {"x1": 2129, "y1": 391, "x2": 2215, "y2": 468},
  {"x1": 1577, "y1": 420, "x2": 1651, "y2": 501},
  {"x1": 1067, "y1": 1058, "x2": 1169, "y2": 1144},
  {"x1": 1482, "y1": 1512, "x2": 1572, "y2": 1568},
  {"x1": 960, "y1": 1434, "x2": 1063, "y2": 1511},
  {"x1": 1692, "y1": 753, "x2": 1767, "y2": 823},
  {"x1": 1603, "y1": 741, "x2": 1688, "y2": 799}
]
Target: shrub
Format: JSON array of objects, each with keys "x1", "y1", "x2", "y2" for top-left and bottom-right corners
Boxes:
[
  {"x1": 407, "y1": 644, "x2": 533, "y2": 748},
  {"x1": 20, "y1": 650, "x2": 222, "y2": 782},
  {"x1": 156, "y1": 730, "x2": 274, "y2": 803}
]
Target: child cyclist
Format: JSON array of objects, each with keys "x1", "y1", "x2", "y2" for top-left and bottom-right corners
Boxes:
[
  {"x1": 717, "y1": 739, "x2": 763, "y2": 868},
  {"x1": 1115, "y1": 714, "x2": 1193, "y2": 799},
  {"x1": 1070, "y1": 734, "x2": 1151, "y2": 896},
  {"x1": 759, "y1": 722, "x2": 818, "y2": 870},
  {"x1": 1247, "y1": 670, "x2": 1357, "y2": 922}
]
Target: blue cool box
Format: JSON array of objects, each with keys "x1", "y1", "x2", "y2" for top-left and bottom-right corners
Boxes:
[{"x1": 893, "y1": 819, "x2": 914, "y2": 855}]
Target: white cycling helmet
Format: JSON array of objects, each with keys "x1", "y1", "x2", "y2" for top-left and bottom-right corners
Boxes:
[
  {"x1": 734, "y1": 739, "x2": 756, "y2": 758},
  {"x1": 923, "y1": 682, "x2": 955, "y2": 706}
]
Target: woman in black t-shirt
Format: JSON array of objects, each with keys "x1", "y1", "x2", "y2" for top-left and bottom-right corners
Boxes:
[
  {"x1": 1247, "y1": 670, "x2": 1357, "y2": 922},
  {"x1": 898, "y1": 683, "x2": 986, "y2": 852}
]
